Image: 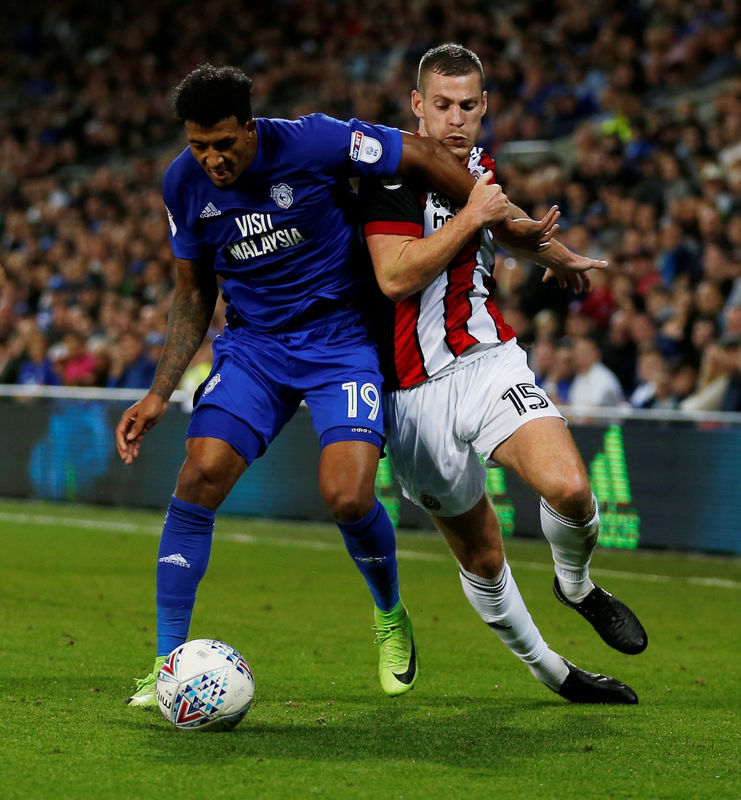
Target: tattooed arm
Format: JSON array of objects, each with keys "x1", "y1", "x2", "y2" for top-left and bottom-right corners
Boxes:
[{"x1": 115, "y1": 257, "x2": 218, "y2": 464}]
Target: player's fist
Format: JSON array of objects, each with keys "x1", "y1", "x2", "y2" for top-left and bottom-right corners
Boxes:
[{"x1": 467, "y1": 170, "x2": 509, "y2": 227}]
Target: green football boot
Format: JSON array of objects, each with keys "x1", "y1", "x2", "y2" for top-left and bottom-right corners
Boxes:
[
  {"x1": 125, "y1": 655, "x2": 167, "y2": 708},
  {"x1": 373, "y1": 600, "x2": 419, "y2": 696}
]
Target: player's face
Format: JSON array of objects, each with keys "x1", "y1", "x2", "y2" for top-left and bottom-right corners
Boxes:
[
  {"x1": 412, "y1": 71, "x2": 486, "y2": 162},
  {"x1": 185, "y1": 116, "x2": 257, "y2": 187}
]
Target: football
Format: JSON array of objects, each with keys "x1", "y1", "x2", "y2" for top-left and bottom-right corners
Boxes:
[{"x1": 156, "y1": 639, "x2": 255, "y2": 731}]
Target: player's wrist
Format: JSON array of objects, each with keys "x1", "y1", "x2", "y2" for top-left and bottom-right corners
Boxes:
[{"x1": 459, "y1": 202, "x2": 492, "y2": 233}]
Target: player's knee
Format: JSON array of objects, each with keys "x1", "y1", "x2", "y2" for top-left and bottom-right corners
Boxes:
[
  {"x1": 176, "y1": 456, "x2": 231, "y2": 509},
  {"x1": 458, "y1": 545, "x2": 505, "y2": 580},
  {"x1": 544, "y1": 469, "x2": 593, "y2": 520},
  {"x1": 323, "y1": 486, "x2": 375, "y2": 523}
]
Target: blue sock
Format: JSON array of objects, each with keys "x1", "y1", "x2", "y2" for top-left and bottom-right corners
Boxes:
[
  {"x1": 337, "y1": 498, "x2": 400, "y2": 611},
  {"x1": 155, "y1": 495, "x2": 215, "y2": 656}
]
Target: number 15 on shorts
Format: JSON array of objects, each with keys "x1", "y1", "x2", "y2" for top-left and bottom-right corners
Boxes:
[{"x1": 342, "y1": 381, "x2": 380, "y2": 421}]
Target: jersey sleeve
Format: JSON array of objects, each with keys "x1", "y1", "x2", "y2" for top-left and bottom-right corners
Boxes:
[
  {"x1": 358, "y1": 176, "x2": 425, "y2": 239},
  {"x1": 162, "y1": 162, "x2": 201, "y2": 260},
  {"x1": 287, "y1": 114, "x2": 403, "y2": 179}
]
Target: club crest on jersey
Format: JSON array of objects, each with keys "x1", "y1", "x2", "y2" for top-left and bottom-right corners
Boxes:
[
  {"x1": 270, "y1": 183, "x2": 294, "y2": 209},
  {"x1": 350, "y1": 131, "x2": 382, "y2": 164}
]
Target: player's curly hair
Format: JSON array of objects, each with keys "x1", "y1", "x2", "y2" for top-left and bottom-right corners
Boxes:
[
  {"x1": 172, "y1": 64, "x2": 253, "y2": 126},
  {"x1": 417, "y1": 43, "x2": 484, "y2": 94}
]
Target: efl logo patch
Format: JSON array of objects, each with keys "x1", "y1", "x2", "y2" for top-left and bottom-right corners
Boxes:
[{"x1": 350, "y1": 131, "x2": 382, "y2": 164}]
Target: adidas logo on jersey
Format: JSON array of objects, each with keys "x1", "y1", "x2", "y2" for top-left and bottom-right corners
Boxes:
[
  {"x1": 158, "y1": 553, "x2": 191, "y2": 568},
  {"x1": 199, "y1": 202, "x2": 222, "y2": 218}
]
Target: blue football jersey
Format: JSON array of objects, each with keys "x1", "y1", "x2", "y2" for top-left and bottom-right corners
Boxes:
[{"x1": 163, "y1": 114, "x2": 402, "y2": 332}]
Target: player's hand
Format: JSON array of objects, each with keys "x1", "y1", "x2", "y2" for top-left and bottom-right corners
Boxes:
[
  {"x1": 467, "y1": 170, "x2": 510, "y2": 227},
  {"x1": 492, "y1": 204, "x2": 560, "y2": 250},
  {"x1": 115, "y1": 393, "x2": 169, "y2": 465},
  {"x1": 542, "y1": 253, "x2": 608, "y2": 293}
]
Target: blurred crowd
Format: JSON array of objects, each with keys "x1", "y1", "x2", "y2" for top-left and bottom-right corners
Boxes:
[{"x1": 1, "y1": 0, "x2": 740, "y2": 411}]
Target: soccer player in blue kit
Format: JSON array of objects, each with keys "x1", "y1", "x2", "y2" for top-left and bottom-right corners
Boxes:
[{"x1": 116, "y1": 64, "x2": 550, "y2": 706}]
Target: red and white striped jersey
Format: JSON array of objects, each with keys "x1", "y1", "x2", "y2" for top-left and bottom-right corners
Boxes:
[{"x1": 360, "y1": 147, "x2": 515, "y2": 390}]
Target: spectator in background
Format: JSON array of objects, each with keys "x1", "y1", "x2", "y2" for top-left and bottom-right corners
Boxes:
[
  {"x1": 657, "y1": 217, "x2": 702, "y2": 287},
  {"x1": 56, "y1": 331, "x2": 99, "y2": 387},
  {"x1": 689, "y1": 314, "x2": 722, "y2": 364},
  {"x1": 106, "y1": 330, "x2": 158, "y2": 389},
  {"x1": 603, "y1": 310, "x2": 638, "y2": 396},
  {"x1": 680, "y1": 336, "x2": 738, "y2": 412},
  {"x1": 540, "y1": 338, "x2": 576, "y2": 405},
  {"x1": 16, "y1": 331, "x2": 60, "y2": 387},
  {"x1": 671, "y1": 360, "x2": 700, "y2": 405},
  {"x1": 569, "y1": 334, "x2": 625, "y2": 407},
  {"x1": 629, "y1": 346, "x2": 666, "y2": 409}
]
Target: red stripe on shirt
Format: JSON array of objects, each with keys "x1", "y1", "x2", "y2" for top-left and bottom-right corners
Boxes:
[
  {"x1": 480, "y1": 152, "x2": 496, "y2": 180},
  {"x1": 364, "y1": 221, "x2": 423, "y2": 238},
  {"x1": 394, "y1": 295, "x2": 428, "y2": 388},
  {"x1": 443, "y1": 236, "x2": 481, "y2": 355},
  {"x1": 483, "y1": 273, "x2": 516, "y2": 342}
]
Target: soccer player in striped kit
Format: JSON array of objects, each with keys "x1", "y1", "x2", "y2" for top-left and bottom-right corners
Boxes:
[
  {"x1": 117, "y1": 63, "x2": 555, "y2": 706},
  {"x1": 360, "y1": 44, "x2": 647, "y2": 703}
]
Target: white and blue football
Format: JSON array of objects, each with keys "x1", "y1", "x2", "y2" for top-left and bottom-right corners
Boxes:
[{"x1": 156, "y1": 639, "x2": 254, "y2": 731}]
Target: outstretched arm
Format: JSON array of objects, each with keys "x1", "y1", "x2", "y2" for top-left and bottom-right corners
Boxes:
[{"x1": 114, "y1": 256, "x2": 218, "y2": 464}]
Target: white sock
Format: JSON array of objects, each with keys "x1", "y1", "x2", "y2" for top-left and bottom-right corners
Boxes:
[
  {"x1": 540, "y1": 495, "x2": 598, "y2": 603},
  {"x1": 459, "y1": 562, "x2": 569, "y2": 691}
]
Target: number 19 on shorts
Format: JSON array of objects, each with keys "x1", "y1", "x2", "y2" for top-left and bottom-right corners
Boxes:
[{"x1": 342, "y1": 381, "x2": 380, "y2": 421}]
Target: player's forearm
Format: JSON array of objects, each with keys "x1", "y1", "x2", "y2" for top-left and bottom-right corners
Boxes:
[
  {"x1": 149, "y1": 287, "x2": 216, "y2": 400},
  {"x1": 502, "y1": 237, "x2": 576, "y2": 270},
  {"x1": 491, "y1": 202, "x2": 571, "y2": 269},
  {"x1": 397, "y1": 132, "x2": 475, "y2": 206}
]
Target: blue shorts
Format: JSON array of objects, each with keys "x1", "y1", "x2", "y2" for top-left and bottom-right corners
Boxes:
[{"x1": 186, "y1": 309, "x2": 384, "y2": 465}]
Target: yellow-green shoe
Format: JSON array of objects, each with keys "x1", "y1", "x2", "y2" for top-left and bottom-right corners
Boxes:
[
  {"x1": 373, "y1": 601, "x2": 419, "y2": 696},
  {"x1": 125, "y1": 655, "x2": 167, "y2": 708}
]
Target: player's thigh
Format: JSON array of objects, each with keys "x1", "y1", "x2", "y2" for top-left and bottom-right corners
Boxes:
[
  {"x1": 459, "y1": 341, "x2": 564, "y2": 459},
  {"x1": 298, "y1": 320, "x2": 385, "y2": 450},
  {"x1": 492, "y1": 416, "x2": 590, "y2": 505},
  {"x1": 384, "y1": 383, "x2": 486, "y2": 517},
  {"x1": 187, "y1": 328, "x2": 300, "y2": 464}
]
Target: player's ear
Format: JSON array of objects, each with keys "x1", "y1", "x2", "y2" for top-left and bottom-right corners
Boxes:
[
  {"x1": 481, "y1": 91, "x2": 488, "y2": 117},
  {"x1": 411, "y1": 90, "x2": 424, "y2": 121}
]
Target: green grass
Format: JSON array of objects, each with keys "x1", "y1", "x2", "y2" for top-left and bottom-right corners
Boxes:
[{"x1": 1, "y1": 499, "x2": 739, "y2": 800}]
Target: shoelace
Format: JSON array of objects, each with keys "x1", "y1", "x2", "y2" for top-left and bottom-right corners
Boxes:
[
  {"x1": 134, "y1": 672, "x2": 156, "y2": 690},
  {"x1": 373, "y1": 622, "x2": 408, "y2": 664}
]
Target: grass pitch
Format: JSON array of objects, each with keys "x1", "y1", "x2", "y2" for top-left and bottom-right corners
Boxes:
[{"x1": 0, "y1": 499, "x2": 739, "y2": 800}]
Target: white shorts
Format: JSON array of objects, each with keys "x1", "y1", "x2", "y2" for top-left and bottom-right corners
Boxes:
[{"x1": 384, "y1": 339, "x2": 564, "y2": 517}]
